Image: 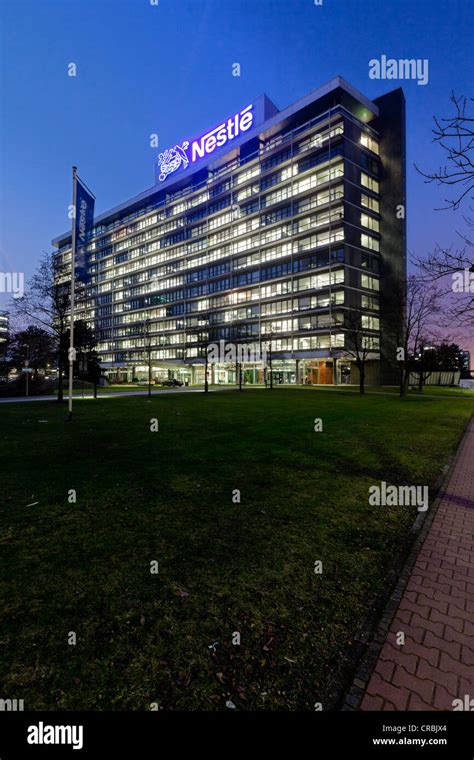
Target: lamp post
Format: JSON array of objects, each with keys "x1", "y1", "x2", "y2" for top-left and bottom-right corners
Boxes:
[
  {"x1": 204, "y1": 344, "x2": 209, "y2": 393},
  {"x1": 24, "y1": 344, "x2": 29, "y2": 398},
  {"x1": 268, "y1": 338, "x2": 273, "y2": 390},
  {"x1": 144, "y1": 319, "x2": 152, "y2": 399}
]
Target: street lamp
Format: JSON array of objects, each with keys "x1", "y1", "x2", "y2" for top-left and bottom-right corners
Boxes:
[
  {"x1": 267, "y1": 337, "x2": 273, "y2": 390},
  {"x1": 144, "y1": 319, "x2": 152, "y2": 399},
  {"x1": 24, "y1": 344, "x2": 29, "y2": 398}
]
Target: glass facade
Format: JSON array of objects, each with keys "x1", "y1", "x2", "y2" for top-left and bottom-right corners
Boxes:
[
  {"x1": 52, "y1": 79, "x2": 405, "y2": 385},
  {"x1": 0, "y1": 311, "x2": 8, "y2": 344}
]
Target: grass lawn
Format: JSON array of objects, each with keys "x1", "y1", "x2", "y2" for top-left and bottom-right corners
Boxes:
[
  {"x1": 293, "y1": 384, "x2": 474, "y2": 399},
  {"x1": 5, "y1": 380, "x2": 473, "y2": 400},
  {"x1": 358, "y1": 385, "x2": 474, "y2": 399},
  {"x1": 0, "y1": 389, "x2": 471, "y2": 710},
  {"x1": 404, "y1": 385, "x2": 474, "y2": 398}
]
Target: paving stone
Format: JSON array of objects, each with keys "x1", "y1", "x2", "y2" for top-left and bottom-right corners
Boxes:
[{"x1": 359, "y1": 421, "x2": 474, "y2": 712}]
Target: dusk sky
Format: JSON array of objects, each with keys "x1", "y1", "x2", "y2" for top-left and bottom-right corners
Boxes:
[{"x1": 1, "y1": 0, "x2": 473, "y2": 347}]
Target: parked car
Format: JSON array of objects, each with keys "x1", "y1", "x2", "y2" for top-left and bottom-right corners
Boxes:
[
  {"x1": 161, "y1": 378, "x2": 183, "y2": 387},
  {"x1": 137, "y1": 378, "x2": 154, "y2": 386}
]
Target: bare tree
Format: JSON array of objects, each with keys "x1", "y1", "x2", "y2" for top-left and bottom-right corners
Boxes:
[
  {"x1": 415, "y1": 93, "x2": 474, "y2": 325},
  {"x1": 344, "y1": 311, "x2": 373, "y2": 394},
  {"x1": 413, "y1": 339, "x2": 435, "y2": 393},
  {"x1": 263, "y1": 330, "x2": 274, "y2": 390},
  {"x1": 201, "y1": 318, "x2": 212, "y2": 394},
  {"x1": 229, "y1": 322, "x2": 244, "y2": 392},
  {"x1": 236, "y1": 354, "x2": 243, "y2": 391},
  {"x1": 382, "y1": 277, "x2": 441, "y2": 396},
  {"x1": 204, "y1": 344, "x2": 210, "y2": 393},
  {"x1": 12, "y1": 252, "x2": 70, "y2": 402},
  {"x1": 415, "y1": 93, "x2": 474, "y2": 213},
  {"x1": 416, "y1": 241, "x2": 474, "y2": 327}
]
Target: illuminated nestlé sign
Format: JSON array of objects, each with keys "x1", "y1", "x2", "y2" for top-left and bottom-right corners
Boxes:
[{"x1": 157, "y1": 104, "x2": 254, "y2": 183}]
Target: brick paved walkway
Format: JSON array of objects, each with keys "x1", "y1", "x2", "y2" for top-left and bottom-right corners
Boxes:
[{"x1": 361, "y1": 419, "x2": 474, "y2": 711}]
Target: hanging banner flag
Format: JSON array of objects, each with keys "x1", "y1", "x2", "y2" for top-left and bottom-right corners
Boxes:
[{"x1": 75, "y1": 176, "x2": 95, "y2": 284}]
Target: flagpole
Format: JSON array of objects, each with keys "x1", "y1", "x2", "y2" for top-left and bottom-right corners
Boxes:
[{"x1": 67, "y1": 166, "x2": 78, "y2": 422}]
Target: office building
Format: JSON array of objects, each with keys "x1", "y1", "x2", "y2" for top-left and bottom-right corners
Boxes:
[{"x1": 52, "y1": 77, "x2": 406, "y2": 385}]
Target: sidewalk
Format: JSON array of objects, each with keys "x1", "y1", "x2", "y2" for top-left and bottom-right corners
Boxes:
[
  {"x1": 0, "y1": 386, "x2": 211, "y2": 403},
  {"x1": 360, "y1": 419, "x2": 474, "y2": 711}
]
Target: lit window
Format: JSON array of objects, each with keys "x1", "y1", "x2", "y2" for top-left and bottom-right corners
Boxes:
[
  {"x1": 360, "y1": 133, "x2": 379, "y2": 155},
  {"x1": 361, "y1": 172, "x2": 379, "y2": 193},
  {"x1": 361, "y1": 233, "x2": 380, "y2": 252},
  {"x1": 361, "y1": 213, "x2": 379, "y2": 232},
  {"x1": 361, "y1": 295, "x2": 379, "y2": 311},
  {"x1": 361, "y1": 315, "x2": 380, "y2": 330},
  {"x1": 362, "y1": 336, "x2": 380, "y2": 350},
  {"x1": 361, "y1": 274, "x2": 379, "y2": 291},
  {"x1": 361, "y1": 193, "x2": 379, "y2": 213}
]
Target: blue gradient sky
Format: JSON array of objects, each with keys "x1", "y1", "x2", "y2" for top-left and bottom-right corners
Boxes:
[{"x1": 1, "y1": 0, "x2": 473, "y2": 346}]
